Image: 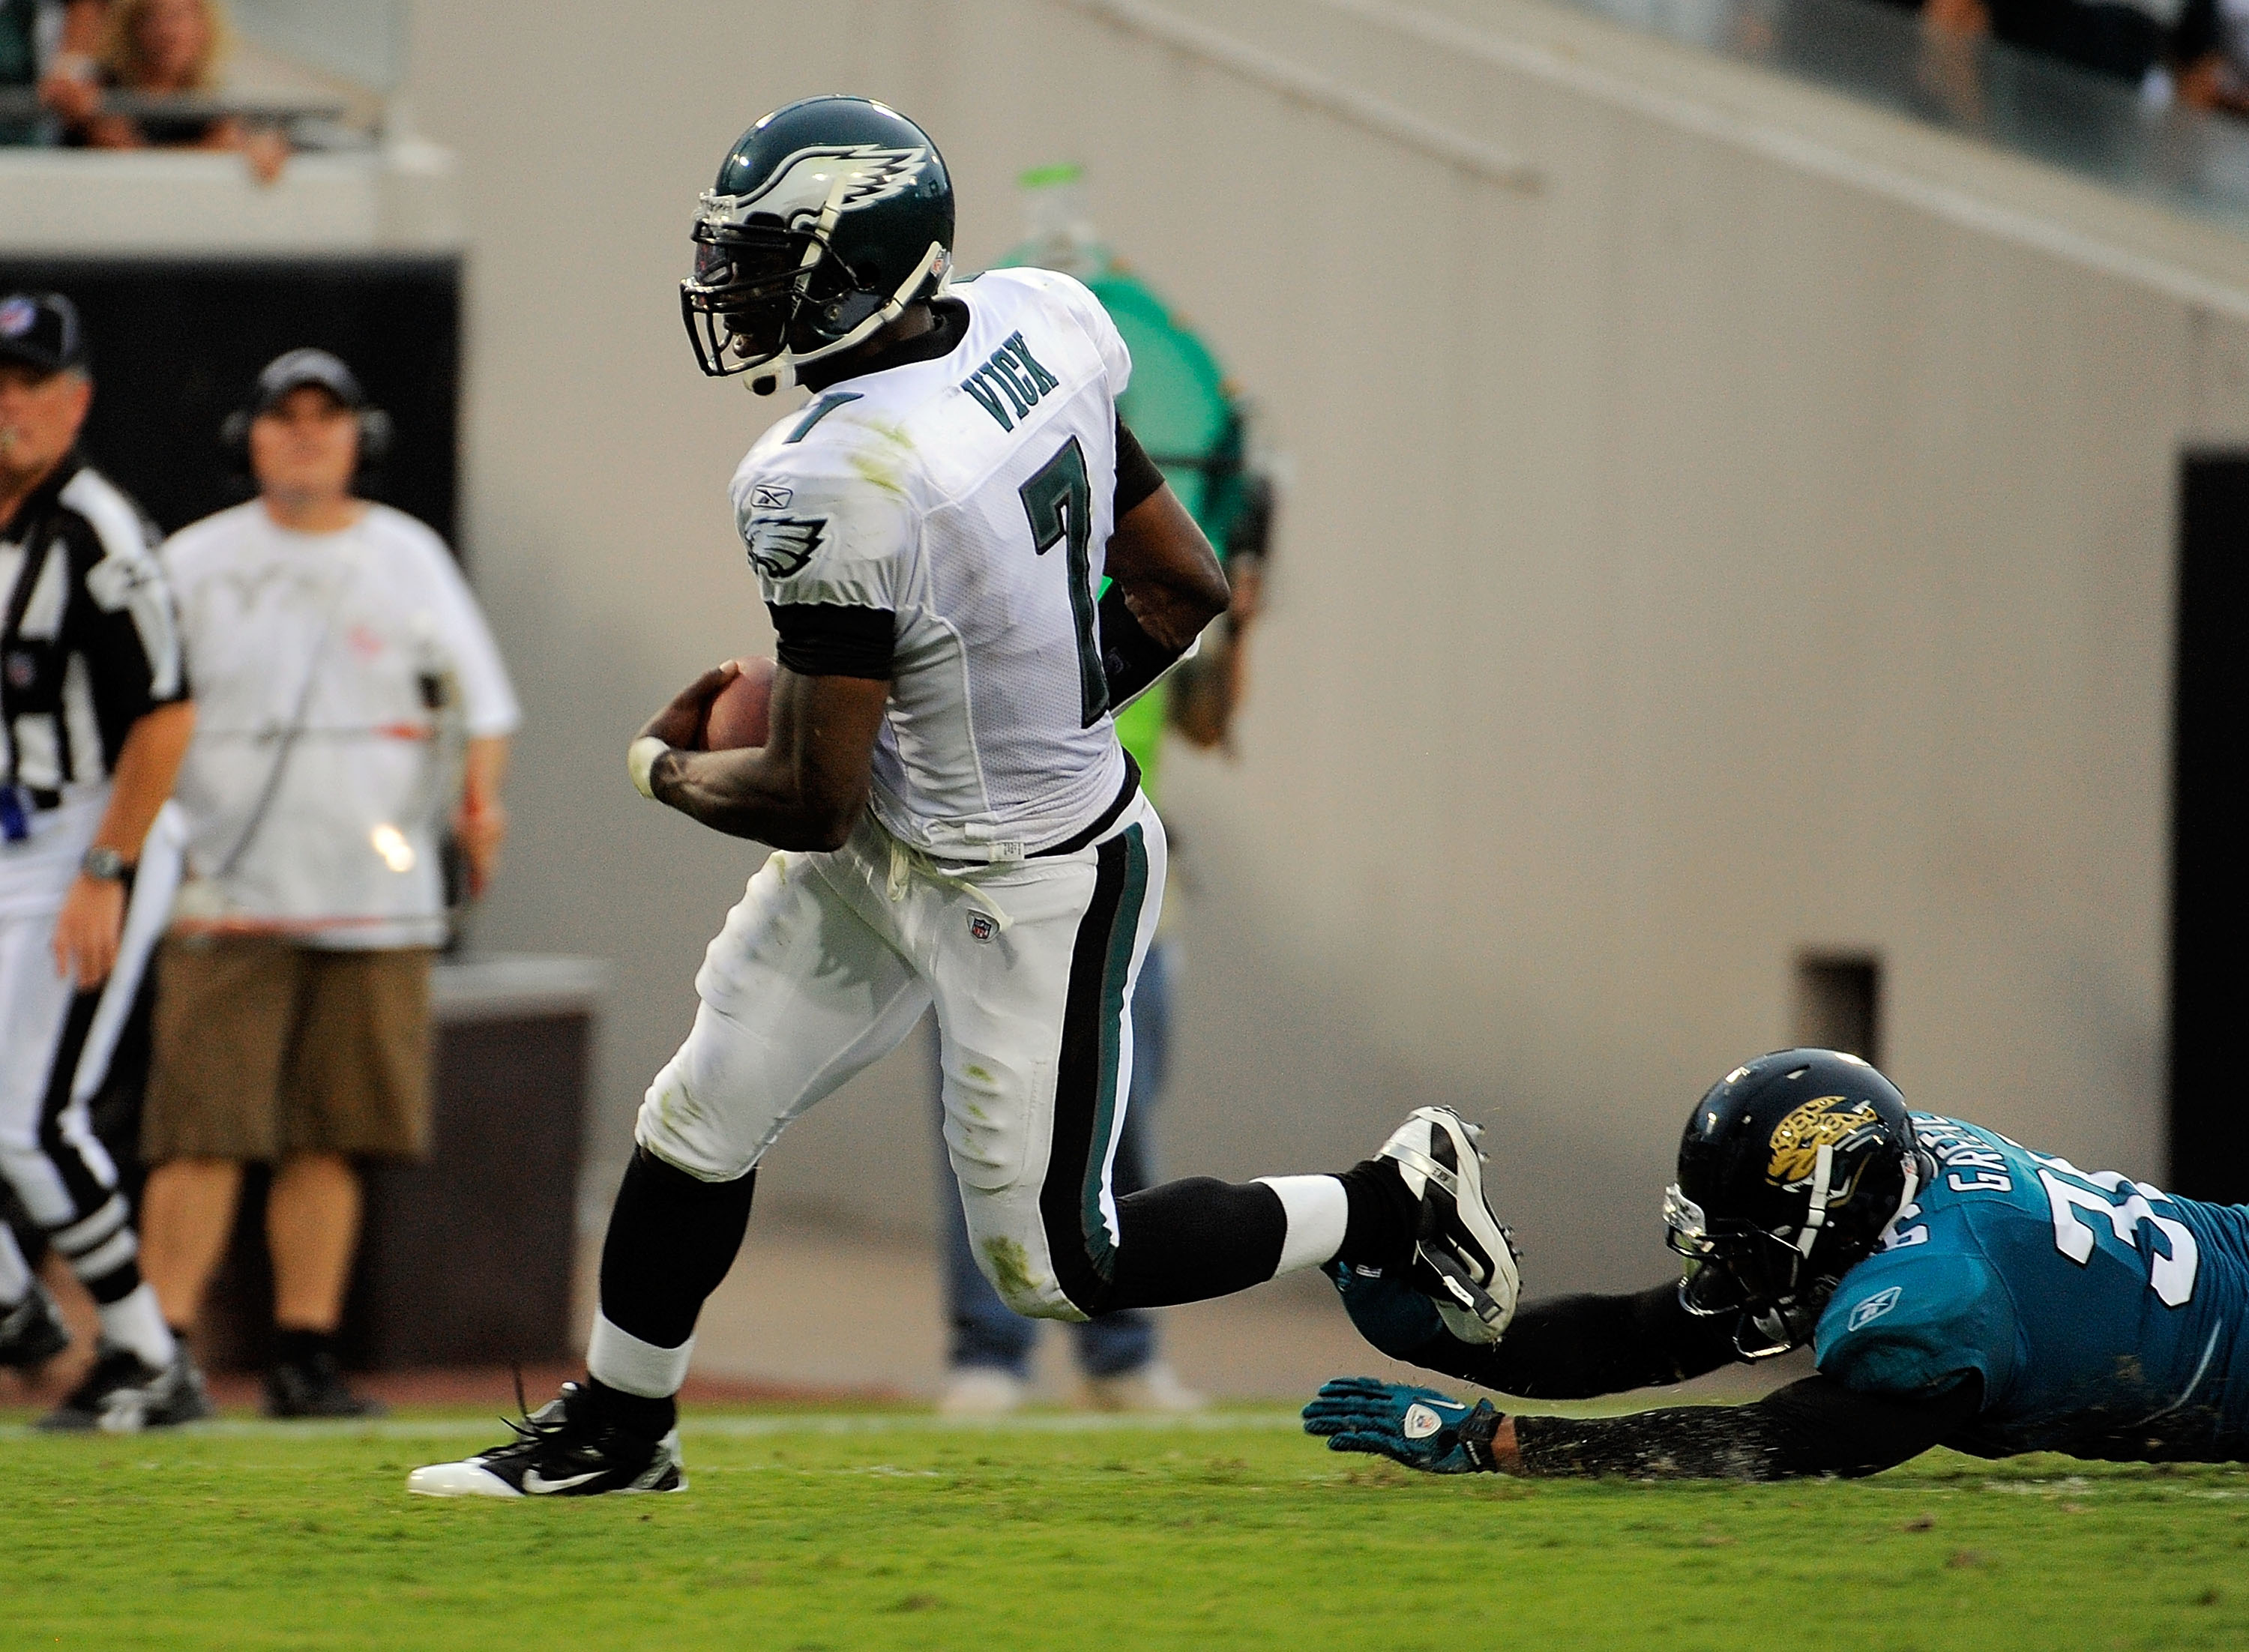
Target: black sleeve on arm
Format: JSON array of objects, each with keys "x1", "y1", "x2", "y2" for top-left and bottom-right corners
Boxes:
[
  {"x1": 766, "y1": 602, "x2": 895, "y2": 681},
  {"x1": 1510, "y1": 1373, "x2": 1983, "y2": 1481},
  {"x1": 1095, "y1": 583, "x2": 1186, "y2": 710},
  {"x1": 1114, "y1": 416, "x2": 1166, "y2": 517},
  {"x1": 1427, "y1": 1282, "x2": 1743, "y2": 1399}
]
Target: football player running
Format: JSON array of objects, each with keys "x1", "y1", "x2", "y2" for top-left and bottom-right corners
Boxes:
[
  {"x1": 410, "y1": 97, "x2": 1517, "y2": 1498},
  {"x1": 1304, "y1": 1049, "x2": 2249, "y2": 1479}
]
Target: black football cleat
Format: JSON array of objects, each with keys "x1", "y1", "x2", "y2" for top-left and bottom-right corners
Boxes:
[
  {"x1": 36, "y1": 1344, "x2": 213, "y2": 1432},
  {"x1": 1376, "y1": 1106, "x2": 1523, "y2": 1344},
  {"x1": 265, "y1": 1348, "x2": 388, "y2": 1419},
  {"x1": 406, "y1": 1381, "x2": 685, "y2": 1498},
  {"x1": 0, "y1": 1282, "x2": 71, "y2": 1370}
]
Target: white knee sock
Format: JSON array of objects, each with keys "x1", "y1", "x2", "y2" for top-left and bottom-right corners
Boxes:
[
  {"x1": 587, "y1": 1310, "x2": 694, "y2": 1399},
  {"x1": 1256, "y1": 1175, "x2": 1352, "y2": 1276},
  {"x1": 0, "y1": 1225, "x2": 31, "y2": 1306},
  {"x1": 97, "y1": 1283, "x2": 176, "y2": 1369}
]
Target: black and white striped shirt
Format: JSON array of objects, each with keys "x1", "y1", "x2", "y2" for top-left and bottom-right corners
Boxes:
[{"x1": 1, "y1": 450, "x2": 184, "y2": 802}]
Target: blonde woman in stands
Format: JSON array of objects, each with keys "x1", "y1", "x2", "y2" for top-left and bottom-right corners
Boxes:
[{"x1": 67, "y1": 0, "x2": 286, "y2": 184}]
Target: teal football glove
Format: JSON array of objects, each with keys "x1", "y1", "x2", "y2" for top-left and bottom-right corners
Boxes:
[{"x1": 1301, "y1": 1377, "x2": 1504, "y2": 1474}]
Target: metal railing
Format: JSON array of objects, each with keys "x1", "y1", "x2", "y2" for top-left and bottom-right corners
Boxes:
[{"x1": 1542, "y1": 0, "x2": 2249, "y2": 232}]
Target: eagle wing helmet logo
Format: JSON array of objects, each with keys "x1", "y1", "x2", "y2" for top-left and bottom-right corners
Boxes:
[
  {"x1": 1766, "y1": 1097, "x2": 1882, "y2": 1189},
  {"x1": 700, "y1": 145, "x2": 930, "y2": 232}
]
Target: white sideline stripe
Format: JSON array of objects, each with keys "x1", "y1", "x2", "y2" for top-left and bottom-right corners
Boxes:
[{"x1": 0, "y1": 1409, "x2": 1308, "y2": 1444}]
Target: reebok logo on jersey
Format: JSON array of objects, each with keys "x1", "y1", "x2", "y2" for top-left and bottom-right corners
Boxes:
[
  {"x1": 960, "y1": 332, "x2": 1062, "y2": 432},
  {"x1": 741, "y1": 516, "x2": 826, "y2": 579},
  {"x1": 1847, "y1": 1285, "x2": 1903, "y2": 1330},
  {"x1": 750, "y1": 483, "x2": 793, "y2": 510},
  {"x1": 1403, "y1": 1402, "x2": 1458, "y2": 1440}
]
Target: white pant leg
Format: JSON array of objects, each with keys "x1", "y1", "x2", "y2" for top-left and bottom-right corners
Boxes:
[
  {"x1": 922, "y1": 796, "x2": 1167, "y2": 1321},
  {"x1": 634, "y1": 842, "x2": 931, "y2": 1183},
  {"x1": 0, "y1": 902, "x2": 81, "y2": 1227},
  {"x1": 0, "y1": 802, "x2": 178, "y2": 1240}
]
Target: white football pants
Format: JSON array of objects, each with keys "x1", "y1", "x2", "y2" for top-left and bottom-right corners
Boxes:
[
  {"x1": 0, "y1": 801, "x2": 185, "y2": 1288},
  {"x1": 636, "y1": 795, "x2": 1164, "y2": 1322}
]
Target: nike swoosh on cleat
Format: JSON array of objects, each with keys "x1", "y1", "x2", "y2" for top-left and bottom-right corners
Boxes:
[{"x1": 520, "y1": 1469, "x2": 604, "y2": 1494}]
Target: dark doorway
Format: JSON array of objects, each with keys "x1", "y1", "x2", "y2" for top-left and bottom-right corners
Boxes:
[
  {"x1": 0, "y1": 256, "x2": 460, "y2": 547},
  {"x1": 1793, "y1": 953, "x2": 1882, "y2": 1067},
  {"x1": 2171, "y1": 454, "x2": 2249, "y2": 1201}
]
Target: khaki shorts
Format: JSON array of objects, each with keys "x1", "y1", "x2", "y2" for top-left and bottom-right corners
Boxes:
[{"x1": 143, "y1": 937, "x2": 436, "y2": 1163}]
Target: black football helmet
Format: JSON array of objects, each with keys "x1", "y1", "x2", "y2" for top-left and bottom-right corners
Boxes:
[
  {"x1": 1663, "y1": 1049, "x2": 1933, "y2": 1359},
  {"x1": 681, "y1": 95, "x2": 954, "y2": 395}
]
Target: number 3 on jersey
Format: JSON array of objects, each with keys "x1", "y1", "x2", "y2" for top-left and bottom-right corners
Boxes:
[
  {"x1": 1020, "y1": 436, "x2": 1109, "y2": 729},
  {"x1": 2035, "y1": 1158, "x2": 2200, "y2": 1307}
]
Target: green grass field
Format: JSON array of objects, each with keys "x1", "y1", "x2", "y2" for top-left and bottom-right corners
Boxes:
[{"x1": 7, "y1": 1407, "x2": 2248, "y2": 1651}]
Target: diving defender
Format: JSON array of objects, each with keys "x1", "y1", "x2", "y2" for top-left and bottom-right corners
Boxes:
[{"x1": 1305, "y1": 1049, "x2": 2249, "y2": 1478}]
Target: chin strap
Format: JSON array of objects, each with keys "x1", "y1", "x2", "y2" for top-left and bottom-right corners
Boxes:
[
  {"x1": 746, "y1": 236, "x2": 951, "y2": 397},
  {"x1": 1794, "y1": 1143, "x2": 1837, "y2": 1259}
]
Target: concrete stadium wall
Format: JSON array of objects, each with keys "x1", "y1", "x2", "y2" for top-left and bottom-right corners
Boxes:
[{"x1": 403, "y1": 0, "x2": 2249, "y2": 1289}]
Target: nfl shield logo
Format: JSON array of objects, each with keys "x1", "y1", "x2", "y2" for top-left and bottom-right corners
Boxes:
[
  {"x1": 966, "y1": 912, "x2": 996, "y2": 943},
  {"x1": 0, "y1": 298, "x2": 34, "y2": 339}
]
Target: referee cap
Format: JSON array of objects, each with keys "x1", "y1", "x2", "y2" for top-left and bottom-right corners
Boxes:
[
  {"x1": 247, "y1": 347, "x2": 371, "y2": 415},
  {"x1": 0, "y1": 292, "x2": 88, "y2": 376}
]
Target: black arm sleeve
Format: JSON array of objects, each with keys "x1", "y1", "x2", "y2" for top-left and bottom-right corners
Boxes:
[
  {"x1": 1114, "y1": 417, "x2": 1165, "y2": 517},
  {"x1": 1510, "y1": 1373, "x2": 1983, "y2": 1481},
  {"x1": 766, "y1": 602, "x2": 895, "y2": 681},
  {"x1": 1391, "y1": 1282, "x2": 1743, "y2": 1399},
  {"x1": 1095, "y1": 583, "x2": 1184, "y2": 710}
]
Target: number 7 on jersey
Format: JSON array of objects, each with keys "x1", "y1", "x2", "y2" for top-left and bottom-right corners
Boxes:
[{"x1": 1020, "y1": 436, "x2": 1109, "y2": 729}]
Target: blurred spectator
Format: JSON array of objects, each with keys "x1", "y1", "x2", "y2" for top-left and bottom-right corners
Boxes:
[
  {"x1": 2173, "y1": 0, "x2": 2249, "y2": 110},
  {"x1": 67, "y1": 0, "x2": 286, "y2": 183},
  {"x1": 1877, "y1": 0, "x2": 2173, "y2": 94},
  {"x1": 1, "y1": 0, "x2": 100, "y2": 145},
  {"x1": 136, "y1": 349, "x2": 518, "y2": 1418}
]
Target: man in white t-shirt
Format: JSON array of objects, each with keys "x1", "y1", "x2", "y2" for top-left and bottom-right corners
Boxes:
[{"x1": 137, "y1": 349, "x2": 520, "y2": 1418}]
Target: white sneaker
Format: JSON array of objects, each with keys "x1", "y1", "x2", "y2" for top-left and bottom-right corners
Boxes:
[
  {"x1": 1084, "y1": 1361, "x2": 1206, "y2": 1414},
  {"x1": 938, "y1": 1366, "x2": 1027, "y2": 1417}
]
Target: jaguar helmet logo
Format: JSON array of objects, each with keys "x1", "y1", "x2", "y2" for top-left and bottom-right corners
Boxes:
[
  {"x1": 701, "y1": 145, "x2": 930, "y2": 232},
  {"x1": 1766, "y1": 1097, "x2": 1882, "y2": 1188}
]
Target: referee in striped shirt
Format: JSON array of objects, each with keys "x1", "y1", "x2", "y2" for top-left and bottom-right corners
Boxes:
[{"x1": 0, "y1": 290, "x2": 205, "y2": 1429}]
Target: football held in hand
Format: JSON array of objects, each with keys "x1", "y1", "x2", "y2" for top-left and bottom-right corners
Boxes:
[{"x1": 702, "y1": 657, "x2": 775, "y2": 750}]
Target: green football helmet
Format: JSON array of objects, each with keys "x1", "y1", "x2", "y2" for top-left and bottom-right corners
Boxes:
[{"x1": 681, "y1": 95, "x2": 955, "y2": 395}]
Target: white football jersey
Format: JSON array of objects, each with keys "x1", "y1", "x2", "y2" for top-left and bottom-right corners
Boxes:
[{"x1": 729, "y1": 266, "x2": 1133, "y2": 861}]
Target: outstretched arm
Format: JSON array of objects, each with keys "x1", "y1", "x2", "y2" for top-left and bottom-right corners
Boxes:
[
  {"x1": 1304, "y1": 1373, "x2": 1981, "y2": 1481},
  {"x1": 1333, "y1": 1265, "x2": 1741, "y2": 1398}
]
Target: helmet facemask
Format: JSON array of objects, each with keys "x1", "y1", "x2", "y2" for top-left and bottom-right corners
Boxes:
[
  {"x1": 680, "y1": 184, "x2": 948, "y2": 394},
  {"x1": 1666, "y1": 1142, "x2": 1923, "y2": 1360}
]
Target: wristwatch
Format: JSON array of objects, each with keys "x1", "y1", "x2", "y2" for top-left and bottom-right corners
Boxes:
[{"x1": 81, "y1": 845, "x2": 128, "y2": 883}]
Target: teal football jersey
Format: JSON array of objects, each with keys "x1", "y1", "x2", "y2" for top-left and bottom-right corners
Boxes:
[{"x1": 1814, "y1": 1114, "x2": 2249, "y2": 1460}]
